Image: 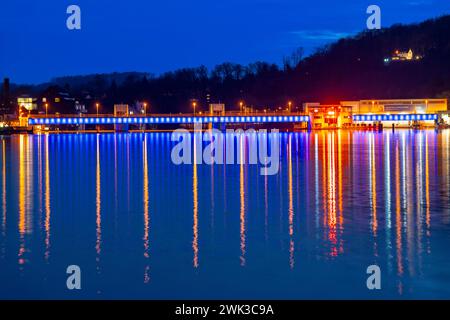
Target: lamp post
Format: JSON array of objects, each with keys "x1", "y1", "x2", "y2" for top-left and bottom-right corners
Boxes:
[
  {"x1": 96, "y1": 103, "x2": 100, "y2": 117},
  {"x1": 45, "y1": 103, "x2": 48, "y2": 116},
  {"x1": 239, "y1": 101, "x2": 243, "y2": 114},
  {"x1": 288, "y1": 101, "x2": 292, "y2": 113},
  {"x1": 193, "y1": 102, "x2": 197, "y2": 116},
  {"x1": 143, "y1": 102, "x2": 147, "y2": 116}
]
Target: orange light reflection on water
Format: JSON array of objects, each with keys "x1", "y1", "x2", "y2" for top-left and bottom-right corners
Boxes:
[
  {"x1": 239, "y1": 136, "x2": 246, "y2": 267},
  {"x1": 18, "y1": 135, "x2": 26, "y2": 266},
  {"x1": 193, "y1": 136, "x2": 199, "y2": 268},
  {"x1": 96, "y1": 136, "x2": 102, "y2": 268},
  {"x1": 287, "y1": 135, "x2": 295, "y2": 268},
  {"x1": 143, "y1": 137, "x2": 150, "y2": 283},
  {"x1": 2, "y1": 140, "x2": 6, "y2": 237},
  {"x1": 44, "y1": 136, "x2": 51, "y2": 261}
]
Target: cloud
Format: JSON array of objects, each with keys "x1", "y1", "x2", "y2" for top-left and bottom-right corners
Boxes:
[
  {"x1": 407, "y1": 0, "x2": 433, "y2": 6},
  {"x1": 289, "y1": 30, "x2": 353, "y2": 41},
  {"x1": 280, "y1": 29, "x2": 360, "y2": 55}
]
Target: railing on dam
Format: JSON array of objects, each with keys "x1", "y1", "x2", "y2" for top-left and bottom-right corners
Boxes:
[
  {"x1": 27, "y1": 112, "x2": 310, "y2": 126},
  {"x1": 353, "y1": 114, "x2": 438, "y2": 122}
]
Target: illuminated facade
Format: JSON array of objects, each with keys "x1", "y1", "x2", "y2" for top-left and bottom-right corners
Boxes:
[
  {"x1": 304, "y1": 104, "x2": 354, "y2": 129},
  {"x1": 114, "y1": 104, "x2": 129, "y2": 116},
  {"x1": 304, "y1": 104, "x2": 341, "y2": 129},
  {"x1": 17, "y1": 97, "x2": 37, "y2": 111}
]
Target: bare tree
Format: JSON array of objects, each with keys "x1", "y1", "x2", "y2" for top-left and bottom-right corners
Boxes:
[{"x1": 283, "y1": 47, "x2": 304, "y2": 70}]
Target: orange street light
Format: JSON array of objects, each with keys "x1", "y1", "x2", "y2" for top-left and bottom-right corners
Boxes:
[
  {"x1": 193, "y1": 101, "x2": 197, "y2": 116},
  {"x1": 45, "y1": 103, "x2": 49, "y2": 116},
  {"x1": 143, "y1": 102, "x2": 148, "y2": 115},
  {"x1": 239, "y1": 101, "x2": 244, "y2": 113},
  {"x1": 288, "y1": 101, "x2": 292, "y2": 113},
  {"x1": 96, "y1": 103, "x2": 100, "y2": 117}
]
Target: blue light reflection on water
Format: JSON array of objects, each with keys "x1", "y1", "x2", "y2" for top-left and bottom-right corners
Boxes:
[{"x1": 0, "y1": 130, "x2": 450, "y2": 299}]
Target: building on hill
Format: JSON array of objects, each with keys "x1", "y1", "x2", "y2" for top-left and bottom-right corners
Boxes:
[{"x1": 384, "y1": 49, "x2": 422, "y2": 64}]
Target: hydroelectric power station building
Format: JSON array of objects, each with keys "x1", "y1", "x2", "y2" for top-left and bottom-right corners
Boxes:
[{"x1": 304, "y1": 99, "x2": 448, "y2": 129}]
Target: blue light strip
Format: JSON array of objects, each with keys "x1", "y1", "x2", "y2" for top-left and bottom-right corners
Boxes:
[
  {"x1": 28, "y1": 115, "x2": 310, "y2": 126},
  {"x1": 353, "y1": 114, "x2": 438, "y2": 122}
]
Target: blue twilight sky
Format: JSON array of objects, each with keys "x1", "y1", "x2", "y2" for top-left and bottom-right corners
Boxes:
[{"x1": 0, "y1": 0, "x2": 449, "y2": 84}]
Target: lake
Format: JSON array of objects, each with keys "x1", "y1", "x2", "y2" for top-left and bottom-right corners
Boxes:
[{"x1": 1, "y1": 130, "x2": 450, "y2": 299}]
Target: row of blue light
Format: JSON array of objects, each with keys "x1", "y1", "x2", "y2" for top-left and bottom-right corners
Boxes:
[
  {"x1": 353, "y1": 114, "x2": 438, "y2": 122},
  {"x1": 28, "y1": 115, "x2": 310, "y2": 126}
]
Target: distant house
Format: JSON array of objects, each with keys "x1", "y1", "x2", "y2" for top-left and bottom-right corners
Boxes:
[
  {"x1": 393, "y1": 49, "x2": 414, "y2": 61},
  {"x1": 384, "y1": 49, "x2": 422, "y2": 64}
]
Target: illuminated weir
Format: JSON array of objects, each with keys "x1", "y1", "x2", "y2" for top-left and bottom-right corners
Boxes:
[
  {"x1": 27, "y1": 114, "x2": 310, "y2": 126},
  {"x1": 23, "y1": 98, "x2": 448, "y2": 132}
]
